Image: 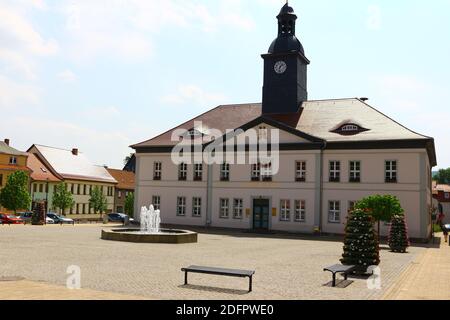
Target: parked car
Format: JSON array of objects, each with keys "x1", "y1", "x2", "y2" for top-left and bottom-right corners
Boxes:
[
  {"x1": 18, "y1": 212, "x2": 33, "y2": 224},
  {"x1": 107, "y1": 213, "x2": 134, "y2": 223},
  {"x1": 0, "y1": 213, "x2": 25, "y2": 225},
  {"x1": 46, "y1": 217, "x2": 55, "y2": 224},
  {"x1": 47, "y1": 213, "x2": 75, "y2": 225}
]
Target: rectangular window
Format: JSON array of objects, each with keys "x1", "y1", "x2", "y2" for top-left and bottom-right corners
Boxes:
[
  {"x1": 76, "y1": 203, "x2": 79, "y2": 215},
  {"x1": 194, "y1": 163, "x2": 203, "y2": 181},
  {"x1": 192, "y1": 197, "x2": 202, "y2": 217},
  {"x1": 33, "y1": 183, "x2": 37, "y2": 193},
  {"x1": 348, "y1": 201, "x2": 356, "y2": 213},
  {"x1": 38, "y1": 184, "x2": 43, "y2": 193},
  {"x1": 153, "y1": 162, "x2": 162, "y2": 180},
  {"x1": 328, "y1": 201, "x2": 341, "y2": 223},
  {"x1": 251, "y1": 163, "x2": 260, "y2": 181},
  {"x1": 9, "y1": 157, "x2": 17, "y2": 165},
  {"x1": 178, "y1": 163, "x2": 187, "y2": 181},
  {"x1": 385, "y1": 161, "x2": 397, "y2": 183},
  {"x1": 77, "y1": 184, "x2": 81, "y2": 195},
  {"x1": 71, "y1": 184, "x2": 74, "y2": 194},
  {"x1": 296, "y1": 161, "x2": 306, "y2": 182},
  {"x1": 349, "y1": 161, "x2": 361, "y2": 183},
  {"x1": 445, "y1": 193, "x2": 450, "y2": 200},
  {"x1": 220, "y1": 198, "x2": 230, "y2": 219},
  {"x1": 280, "y1": 200, "x2": 291, "y2": 221},
  {"x1": 152, "y1": 196, "x2": 161, "y2": 211},
  {"x1": 261, "y1": 162, "x2": 273, "y2": 182},
  {"x1": 177, "y1": 197, "x2": 186, "y2": 216},
  {"x1": 329, "y1": 161, "x2": 340, "y2": 182},
  {"x1": 82, "y1": 204, "x2": 86, "y2": 215},
  {"x1": 233, "y1": 199, "x2": 243, "y2": 219},
  {"x1": 0, "y1": 174, "x2": 2, "y2": 186},
  {"x1": 220, "y1": 163, "x2": 230, "y2": 181},
  {"x1": 295, "y1": 200, "x2": 306, "y2": 222}
]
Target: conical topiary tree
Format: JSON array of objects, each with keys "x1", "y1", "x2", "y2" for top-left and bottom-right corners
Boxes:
[
  {"x1": 388, "y1": 215, "x2": 410, "y2": 253},
  {"x1": 341, "y1": 209, "x2": 380, "y2": 273}
]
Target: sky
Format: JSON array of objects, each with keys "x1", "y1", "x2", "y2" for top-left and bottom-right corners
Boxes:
[{"x1": 1, "y1": 0, "x2": 450, "y2": 169}]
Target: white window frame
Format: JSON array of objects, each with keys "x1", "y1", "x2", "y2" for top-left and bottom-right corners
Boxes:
[
  {"x1": 220, "y1": 163, "x2": 230, "y2": 181},
  {"x1": 280, "y1": 199, "x2": 291, "y2": 222},
  {"x1": 296, "y1": 161, "x2": 306, "y2": 181},
  {"x1": 328, "y1": 201, "x2": 341, "y2": 223},
  {"x1": 179, "y1": 163, "x2": 188, "y2": 180},
  {"x1": 295, "y1": 200, "x2": 306, "y2": 222},
  {"x1": 154, "y1": 162, "x2": 162, "y2": 179},
  {"x1": 9, "y1": 156, "x2": 17, "y2": 165},
  {"x1": 194, "y1": 163, "x2": 203, "y2": 181},
  {"x1": 385, "y1": 160, "x2": 397, "y2": 182},
  {"x1": 342, "y1": 124, "x2": 359, "y2": 132},
  {"x1": 251, "y1": 163, "x2": 261, "y2": 180},
  {"x1": 349, "y1": 161, "x2": 361, "y2": 182},
  {"x1": 220, "y1": 198, "x2": 230, "y2": 219},
  {"x1": 233, "y1": 199, "x2": 243, "y2": 219},
  {"x1": 192, "y1": 197, "x2": 202, "y2": 217},
  {"x1": 329, "y1": 161, "x2": 340, "y2": 182},
  {"x1": 152, "y1": 196, "x2": 161, "y2": 211},
  {"x1": 261, "y1": 162, "x2": 272, "y2": 180},
  {"x1": 177, "y1": 197, "x2": 186, "y2": 216}
]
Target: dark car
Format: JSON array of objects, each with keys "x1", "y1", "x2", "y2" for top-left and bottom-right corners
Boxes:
[
  {"x1": 47, "y1": 213, "x2": 74, "y2": 225},
  {"x1": 18, "y1": 212, "x2": 34, "y2": 224},
  {"x1": 0, "y1": 213, "x2": 25, "y2": 225},
  {"x1": 107, "y1": 213, "x2": 134, "y2": 223}
]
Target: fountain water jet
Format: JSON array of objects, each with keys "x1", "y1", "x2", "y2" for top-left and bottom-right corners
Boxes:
[{"x1": 140, "y1": 205, "x2": 161, "y2": 234}]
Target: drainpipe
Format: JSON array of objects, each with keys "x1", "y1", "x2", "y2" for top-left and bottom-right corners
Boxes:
[
  {"x1": 318, "y1": 141, "x2": 327, "y2": 235},
  {"x1": 206, "y1": 163, "x2": 213, "y2": 227}
]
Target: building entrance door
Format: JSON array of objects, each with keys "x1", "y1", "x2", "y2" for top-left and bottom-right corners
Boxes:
[{"x1": 253, "y1": 199, "x2": 270, "y2": 230}]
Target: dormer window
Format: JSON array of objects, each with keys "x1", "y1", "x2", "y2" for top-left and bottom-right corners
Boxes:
[
  {"x1": 331, "y1": 122, "x2": 369, "y2": 136},
  {"x1": 187, "y1": 129, "x2": 202, "y2": 137}
]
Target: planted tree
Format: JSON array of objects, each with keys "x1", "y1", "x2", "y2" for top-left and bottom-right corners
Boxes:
[
  {"x1": 388, "y1": 215, "x2": 410, "y2": 253},
  {"x1": 124, "y1": 192, "x2": 134, "y2": 218},
  {"x1": 433, "y1": 168, "x2": 450, "y2": 184},
  {"x1": 341, "y1": 209, "x2": 380, "y2": 273},
  {"x1": 89, "y1": 186, "x2": 108, "y2": 217},
  {"x1": 0, "y1": 171, "x2": 31, "y2": 214},
  {"x1": 52, "y1": 183, "x2": 74, "y2": 216},
  {"x1": 355, "y1": 195, "x2": 404, "y2": 239}
]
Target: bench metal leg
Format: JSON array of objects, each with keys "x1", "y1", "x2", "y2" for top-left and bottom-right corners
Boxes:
[
  {"x1": 332, "y1": 273, "x2": 336, "y2": 287},
  {"x1": 343, "y1": 273, "x2": 348, "y2": 281},
  {"x1": 184, "y1": 271, "x2": 188, "y2": 285},
  {"x1": 249, "y1": 276, "x2": 253, "y2": 292}
]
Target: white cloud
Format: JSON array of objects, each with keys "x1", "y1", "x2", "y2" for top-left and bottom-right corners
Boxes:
[
  {"x1": 57, "y1": 69, "x2": 77, "y2": 82},
  {"x1": 0, "y1": 74, "x2": 41, "y2": 109},
  {"x1": 161, "y1": 84, "x2": 226, "y2": 107}
]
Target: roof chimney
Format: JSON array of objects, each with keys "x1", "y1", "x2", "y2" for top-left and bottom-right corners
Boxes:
[
  {"x1": 72, "y1": 148, "x2": 79, "y2": 156},
  {"x1": 360, "y1": 97, "x2": 369, "y2": 102},
  {"x1": 4, "y1": 139, "x2": 10, "y2": 146}
]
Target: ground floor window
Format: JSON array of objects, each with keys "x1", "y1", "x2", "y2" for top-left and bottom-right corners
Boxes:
[
  {"x1": 152, "y1": 196, "x2": 161, "y2": 210},
  {"x1": 177, "y1": 197, "x2": 186, "y2": 216},
  {"x1": 233, "y1": 199, "x2": 243, "y2": 219},
  {"x1": 328, "y1": 201, "x2": 341, "y2": 223},
  {"x1": 280, "y1": 200, "x2": 291, "y2": 221},
  {"x1": 295, "y1": 200, "x2": 306, "y2": 222},
  {"x1": 348, "y1": 201, "x2": 356, "y2": 213},
  {"x1": 220, "y1": 198, "x2": 229, "y2": 219},
  {"x1": 192, "y1": 197, "x2": 202, "y2": 217}
]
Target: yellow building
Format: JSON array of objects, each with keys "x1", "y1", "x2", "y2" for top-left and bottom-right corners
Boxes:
[{"x1": 0, "y1": 139, "x2": 30, "y2": 212}]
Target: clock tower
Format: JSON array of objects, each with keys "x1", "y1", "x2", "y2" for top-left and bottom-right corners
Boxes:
[{"x1": 262, "y1": 3, "x2": 310, "y2": 115}]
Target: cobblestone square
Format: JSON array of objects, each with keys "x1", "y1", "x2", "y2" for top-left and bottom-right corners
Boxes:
[{"x1": 0, "y1": 225, "x2": 427, "y2": 300}]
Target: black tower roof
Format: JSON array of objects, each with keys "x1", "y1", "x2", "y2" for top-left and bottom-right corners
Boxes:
[{"x1": 268, "y1": 3, "x2": 305, "y2": 55}]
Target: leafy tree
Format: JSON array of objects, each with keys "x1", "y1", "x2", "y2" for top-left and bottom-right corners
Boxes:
[
  {"x1": 388, "y1": 215, "x2": 410, "y2": 253},
  {"x1": 124, "y1": 192, "x2": 134, "y2": 218},
  {"x1": 52, "y1": 183, "x2": 74, "y2": 215},
  {"x1": 341, "y1": 209, "x2": 380, "y2": 273},
  {"x1": 124, "y1": 153, "x2": 134, "y2": 166},
  {"x1": 0, "y1": 171, "x2": 31, "y2": 214},
  {"x1": 433, "y1": 168, "x2": 450, "y2": 184},
  {"x1": 355, "y1": 195, "x2": 404, "y2": 239},
  {"x1": 89, "y1": 186, "x2": 108, "y2": 216}
]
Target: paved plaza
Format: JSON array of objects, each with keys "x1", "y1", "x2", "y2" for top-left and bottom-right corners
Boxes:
[{"x1": 0, "y1": 224, "x2": 443, "y2": 300}]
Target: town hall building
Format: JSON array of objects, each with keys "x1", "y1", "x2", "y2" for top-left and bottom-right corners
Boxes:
[{"x1": 132, "y1": 4, "x2": 437, "y2": 241}]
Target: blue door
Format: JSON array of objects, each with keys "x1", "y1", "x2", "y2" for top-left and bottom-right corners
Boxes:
[{"x1": 253, "y1": 199, "x2": 270, "y2": 230}]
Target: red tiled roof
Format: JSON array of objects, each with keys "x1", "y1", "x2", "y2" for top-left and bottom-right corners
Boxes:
[
  {"x1": 106, "y1": 169, "x2": 135, "y2": 190},
  {"x1": 27, "y1": 153, "x2": 61, "y2": 182}
]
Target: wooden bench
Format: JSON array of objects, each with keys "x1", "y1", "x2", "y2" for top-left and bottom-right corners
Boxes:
[
  {"x1": 181, "y1": 265, "x2": 255, "y2": 292},
  {"x1": 323, "y1": 264, "x2": 356, "y2": 287}
]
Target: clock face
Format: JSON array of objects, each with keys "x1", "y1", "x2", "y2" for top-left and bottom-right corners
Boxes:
[{"x1": 274, "y1": 61, "x2": 287, "y2": 74}]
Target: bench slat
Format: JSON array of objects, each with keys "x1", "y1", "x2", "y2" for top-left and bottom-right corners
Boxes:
[
  {"x1": 324, "y1": 264, "x2": 355, "y2": 274},
  {"x1": 182, "y1": 265, "x2": 254, "y2": 277}
]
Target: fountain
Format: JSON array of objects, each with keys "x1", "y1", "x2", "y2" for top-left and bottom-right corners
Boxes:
[{"x1": 101, "y1": 205, "x2": 198, "y2": 244}]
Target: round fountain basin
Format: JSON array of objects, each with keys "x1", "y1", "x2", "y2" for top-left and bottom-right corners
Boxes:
[{"x1": 101, "y1": 228, "x2": 198, "y2": 244}]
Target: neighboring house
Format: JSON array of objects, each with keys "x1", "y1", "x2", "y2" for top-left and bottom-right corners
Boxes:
[
  {"x1": 107, "y1": 169, "x2": 135, "y2": 213},
  {"x1": 27, "y1": 153, "x2": 62, "y2": 212},
  {"x1": 0, "y1": 139, "x2": 31, "y2": 212},
  {"x1": 432, "y1": 181, "x2": 450, "y2": 224},
  {"x1": 131, "y1": 3, "x2": 436, "y2": 242},
  {"x1": 123, "y1": 154, "x2": 136, "y2": 173},
  {"x1": 27, "y1": 145, "x2": 117, "y2": 217}
]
